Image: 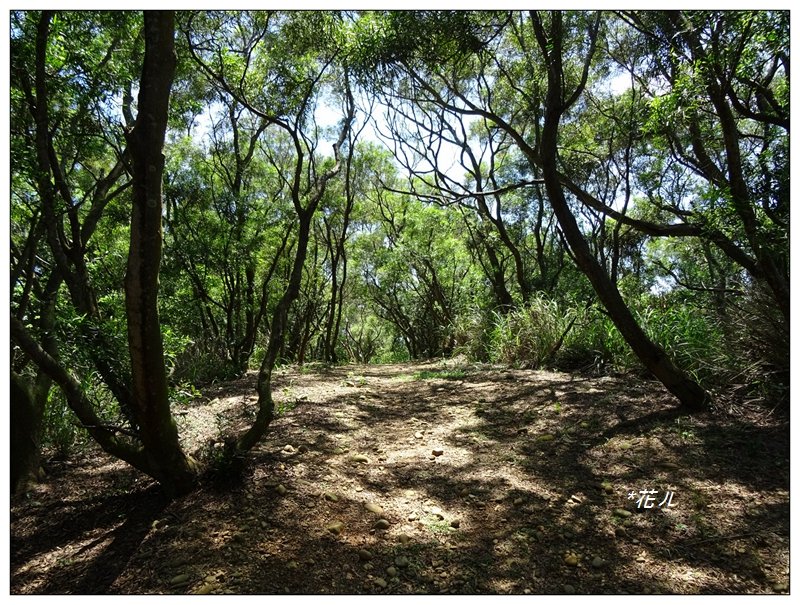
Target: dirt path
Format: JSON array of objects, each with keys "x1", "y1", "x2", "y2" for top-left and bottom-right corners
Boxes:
[{"x1": 10, "y1": 361, "x2": 790, "y2": 594}]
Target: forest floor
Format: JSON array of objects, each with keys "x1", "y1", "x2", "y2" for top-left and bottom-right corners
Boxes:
[{"x1": 10, "y1": 360, "x2": 790, "y2": 595}]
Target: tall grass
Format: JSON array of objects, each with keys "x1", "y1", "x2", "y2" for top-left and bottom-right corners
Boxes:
[
  {"x1": 487, "y1": 296, "x2": 577, "y2": 368},
  {"x1": 457, "y1": 294, "x2": 727, "y2": 386},
  {"x1": 635, "y1": 302, "x2": 725, "y2": 383}
]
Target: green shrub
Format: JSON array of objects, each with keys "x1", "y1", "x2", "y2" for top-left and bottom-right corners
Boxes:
[
  {"x1": 487, "y1": 297, "x2": 576, "y2": 368},
  {"x1": 42, "y1": 390, "x2": 81, "y2": 459}
]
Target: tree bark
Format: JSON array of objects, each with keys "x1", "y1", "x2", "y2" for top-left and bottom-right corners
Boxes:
[
  {"x1": 532, "y1": 11, "x2": 709, "y2": 411},
  {"x1": 11, "y1": 373, "x2": 46, "y2": 493},
  {"x1": 237, "y1": 77, "x2": 355, "y2": 452},
  {"x1": 124, "y1": 11, "x2": 197, "y2": 496}
]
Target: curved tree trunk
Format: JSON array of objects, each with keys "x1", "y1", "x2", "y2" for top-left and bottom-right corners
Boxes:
[
  {"x1": 237, "y1": 212, "x2": 315, "y2": 451},
  {"x1": 124, "y1": 10, "x2": 197, "y2": 496},
  {"x1": 532, "y1": 11, "x2": 708, "y2": 412},
  {"x1": 236, "y1": 77, "x2": 355, "y2": 452}
]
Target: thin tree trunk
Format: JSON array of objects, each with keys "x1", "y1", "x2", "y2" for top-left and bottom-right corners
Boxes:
[
  {"x1": 237, "y1": 77, "x2": 354, "y2": 451},
  {"x1": 237, "y1": 212, "x2": 314, "y2": 451}
]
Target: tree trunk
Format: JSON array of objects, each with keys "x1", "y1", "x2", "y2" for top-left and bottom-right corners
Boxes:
[
  {"x1": 237, "y1": 211, "x2": 315, "y2": 451},
  {"x1": 11, "y1": 271, "x2": 61, "y2": 494},
  {"x1": 124, "y1": 10, "x2": 197, "y2": 496},
  {"x1": 11, "y1": 373, "x2": 46, "y2": 493},
  {"x1": 533, "y1": 11, "x2": 708, "y2": 412}
]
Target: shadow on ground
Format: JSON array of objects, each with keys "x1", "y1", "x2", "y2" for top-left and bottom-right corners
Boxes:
[{"x1": 10, "y1": 362, "x2": 790, "y2": 595}]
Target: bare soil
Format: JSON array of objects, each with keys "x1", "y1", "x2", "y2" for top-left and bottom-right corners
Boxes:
[{"x1": 10, "y1": 360, "x2": 790, "y2": 595}]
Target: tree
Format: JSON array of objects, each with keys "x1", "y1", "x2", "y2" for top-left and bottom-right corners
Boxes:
[
  {"x1": 184, "y1": 10, "x2": 356, "y2": 451},
  {"x1": 529, "y1": 11, "x2": 708, "y2": 410},
  {"x1": 10, "y1": 10, "x2": 139, "y2": 490},
  {"x1": 620, "y1": 11, "x2": 788, "y2": 322},
  {"x1": 162, "y1": 103, "x2": 290, "y2": 380},
  {"x1": 354, "y1": 10, "x2": 710, "y2": 409},
  {"x1": 123, "y1": 10, "x2": 198, "y2": 495},
  {"x1": 11, "y1": 10, "x2": 199, "y2": 496}
]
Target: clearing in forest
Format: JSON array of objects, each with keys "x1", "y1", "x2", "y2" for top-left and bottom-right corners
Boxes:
[{"x1": 10, "y1": 361, "x2": 789, "y2": 595}]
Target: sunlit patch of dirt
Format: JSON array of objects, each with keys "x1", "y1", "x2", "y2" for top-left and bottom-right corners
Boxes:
[{"x1": 10, "y1": 361, "x2": 789, "y2": 595}]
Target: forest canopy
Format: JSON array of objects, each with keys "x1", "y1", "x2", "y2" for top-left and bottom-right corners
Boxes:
[{"x1": 9, "y1": 10, "x2": 789, "y2": 496}]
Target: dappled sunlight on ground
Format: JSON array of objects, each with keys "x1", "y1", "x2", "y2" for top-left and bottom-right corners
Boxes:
[{"x1": 11, "y1": 361, "x2": 789, "y2": 595}]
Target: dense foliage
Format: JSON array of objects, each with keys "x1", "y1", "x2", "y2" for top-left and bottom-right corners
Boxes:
[{"x1": 10, "y1": 10, "x2": 789, "y2": 494}]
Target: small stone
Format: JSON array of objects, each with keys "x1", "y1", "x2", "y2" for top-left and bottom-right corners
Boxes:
[
  {"x1": 387, "y1": 566, "x2": 398, "y2": 577},
  {"x1": 298, "y1": 445, "x2": 309, "y2": 454},
  {"x1": 358, "y1": 549, "x2": 373, "y2": 561},
  {"x1": 408, "y1": 512, "x2": 418, "y2": 521},
  {"x1": 614, "y1": 527, "x2": 626, "y2": 538},
  {"x1": 513, "y1": 497, "x2": 524, "y2": 506},
  {"x1": 374, "y1": 577, "x2": 388, "y2": 588},
  {"x1": 397, "y1": 533, "x2": 411, "y2": 544},
  {"x1": 395, "y1": 555, "x2": 409, "y2": 568},
  {"x1": 429, "y1": 506, "x2": 445, "y2": 519},
  {"x1": 613, "y1": 508, "x2": 632, "y2": 518},
  {"x1": 537, "y1": 434, "x2": 555, "y2": 442},
  {"x1": 414, "y1": 432, "x2": 424, "y2": 439},
  {"x1": 283, "y1": 444, "x2": 295, "y2": 454},
  {"x1": 432, "y1": 449, "x2": 444, "y2": 457},
  {"x1": 326, "y1": 521, "x2": 345, "y2": 535},
  {"x1": 351, "y1": 454, "x2": 370, "y2": 464},
  {"x1": 276, "y1": 484, "x2": 287, "y2": 496},
  {"x1": 374, "y1": 519, "x2": 390, "y2": 530},
  {"x1": 193, "y1": 582, "x2": 215, "y2": 595},
  {"x1": 563, "y1": 584, "x2": 576, "y2": 594},
  {"x1": 772, "y1": 582, "x2": 788, "y2": 593},
  {"x1": 170, "y1": 574, "x2": 191, "y2": 587},
  {"x1": 363, "y1": 563, "x2": 373, "y2": 571},
  {"x1": 450, "y1": 519, "x2": 461, "y2": 529},
  {"x1": 365, "y1": 502, "x2": 384, "y2": 516},
  {"x1": 287, "y1": 561, "x2": 299, "y2": 570},
  {"x1": 591, "y1": 557, "x2": 604, "y2": 569},
  {"x1": 564, "y1": 553, "x2": 579, "y2": 567},
  {"x1": 324, "y1": 492, "x2": 339, "y2": 502}
]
